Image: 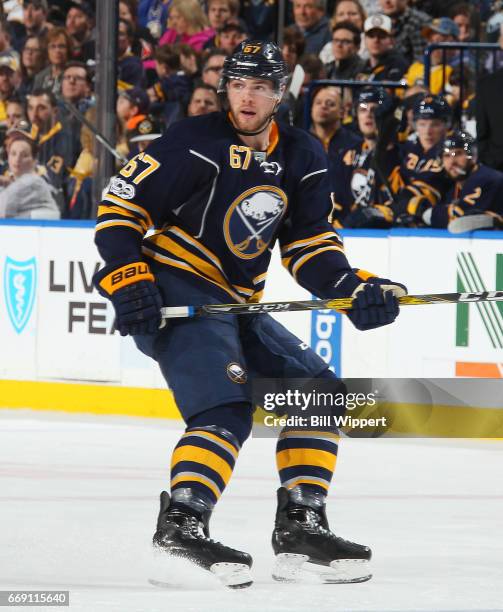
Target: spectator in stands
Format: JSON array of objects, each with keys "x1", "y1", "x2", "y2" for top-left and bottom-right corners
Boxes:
[
  {"x1": 325, "y1": 22, "x2": 366, "y2": 79},
  {"x1": 66, "y1": 1, "x2": 95, "y2": 63},
  {"x1": 33, "y1": 27, "x2": 72, "y2": 94},
  {"x1": 379, "y1": 0, "x2": 430, "y2": 64},
  {"x1": 18, "y1": 35, "x2": 47, "y2": 97},
  {"x1": 119, "y1": 0, "x2": 156, "y2": 60},
  {"x1": 186, "y1": 84, "x2": 220, "y2": 116},
  {"x1": 206, "y1": 0, "x2": 240, "y2": 33},
  {"x1": 5, "y1": 99, "x2": 27, "y2": 130},
  {"x1": 362, "y1": 14, "x2": 409, "y2": 81},
  {"x1": 476, "y1": 66, "x2": 503, "y2": 171},
  {"x1": 218, "y1": 22, "x2": 248, "y2": 55},
  {"x1": 320, "y1": 0, "x2": 367, "y2": 66},
  {"x1": 281, "y1": 26, "x2": 306, "y2": 72},
  {"x1": 449, "y1": 3, "x2": 477, "y2": 42},
  {"x1": 60, "y1": 62, "x2": 94, "y2": 165},
  {"x1": 159, "y1": 0, "x2": 215, "y2": 51},
  {"x1": 399, "y1": 83, "x2": 428, "y2": 140},
  {"x1": 27, "y1": 88, "x2": 73, "y2": 214},
  {"x1": 293, "y1": 0, "x2": 332, "y2": 55},
  {"x1": 0, "y1": 62, "x2": 20, "y2": 127},
  {"x1": 0, "y1": 131, "x2": 60, "y2": 219},
  {"x1": 405, "y1": 18, "x2": 459, "y2": 94},
  {"x1": 0, "y1": 17, "x2": 20, "y2": 71},
  {"x1": 117, "y1": 87, "x2": 150, "y2": 130},
  {"x1": 138, "y1": 0, "x2": 170, "y2": 40},
  {"x1": 20, "y1": 0, "x2": 49, "y2": 46},
  {"x1": 430, "y1": 131, "x2": 503, "y2": 230},
  {"x1": 300, "y1": 53, "x2": 327, "y2": 85},
  {"x1": 118, "y1": 18, "x2": 145, "y2": 88},
  {"x1": 201, "y1": 49, "x2": 227, "y2": 89}
]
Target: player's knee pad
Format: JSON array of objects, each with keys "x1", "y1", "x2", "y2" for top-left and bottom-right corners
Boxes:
[{"x1": 186, "y1": 402, "x2": 253, "y2": 447}]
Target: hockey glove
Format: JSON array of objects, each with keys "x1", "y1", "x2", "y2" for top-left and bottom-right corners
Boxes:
[
  {"x1": 331, "y1": 269, "x2": 407, "y2": 331},
  {"x1": 93, "y1": 260, "x2": 163, "y2": 336}
]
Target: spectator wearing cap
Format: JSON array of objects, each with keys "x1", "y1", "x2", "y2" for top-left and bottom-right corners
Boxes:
[
  {"x1": 293, "y1": 0, "x2": 332, "y2": 56},
  {"x1": 0, "y1": 130, "x2": 60, "y2": 219},
  {"x1": 325, "y1": 22, "x2": 366, "y2": 80},
  {"x1": 319, "y1": 0, "x2": 367, "y2": 64},
  {"x1": 217, "y1": 23, "x2": 248, "y2": 55},
  {"x1": 186, "y1": 83, "x2": 220, "y2": 117},
  {"x1": 159, "y1": 0, "x2": 215, "y2": 51},
  {"x1": 27, "y1": 88, "x2": 74, "y2": 214},
  {"x1": 405, "y1": 18, "x2": 459, "y2": 95},
  {"x1": 116, "y1": 88, "x2": 151, "y2": 157},
  {"x1": 33, "y1": 27, "x2": 72, "y2": 94},
  {"x1": 19, "y1": 0, "x2": 49, "y2": 49},
  {"x1": 362, "y1": 14, "x2": 409, "y2": 81},
  {"x1": 379, "y1": 0, "x2": 430, "y2": 65},
  {"x1": 0, "y1": 62, "x2": 20, "y2": 126},
  {"x1": 66, "y1": 1, "x2": 95, "y2": 64},
  {"x1": 127, "y1": 115, "x2": 163, "y2": 154},
  {"x1": 18, "y1": 35, "x2": 47, "y2": 97},
  {"x1": 118, "y1": 18, "x2": 145, "y2": 89}
]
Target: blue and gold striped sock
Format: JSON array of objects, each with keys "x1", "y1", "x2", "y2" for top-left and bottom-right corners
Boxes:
[
  {"x1": 276, "y1": 429, "x2": 339, "y2": 497},
  {"x1": 170, "y1": 426, "x2": 240, "y2": 511}
]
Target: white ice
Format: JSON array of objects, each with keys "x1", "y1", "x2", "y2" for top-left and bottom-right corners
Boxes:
[{"x1": 0, "y1": 410, "x2": 502, "y2": 612}]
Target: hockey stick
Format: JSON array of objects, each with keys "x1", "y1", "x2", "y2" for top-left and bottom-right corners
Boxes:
[
  {"x1": 448, "y1": 214, "x2": 498, "y2": 234},
  {"x1": 160, "y1": 290, "x2": 503, "y2": 319}
]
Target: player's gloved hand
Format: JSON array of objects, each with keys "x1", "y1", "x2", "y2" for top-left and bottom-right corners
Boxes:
[
  {"x1": 93, "y1": 260, "x2": 163, "y2": 336},
  {"x1": 329, "y1": 269, "x2": 407, "y2": 331}
]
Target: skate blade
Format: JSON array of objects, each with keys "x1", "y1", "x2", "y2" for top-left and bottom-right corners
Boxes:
[
  {"x1": 210, "y1": 562, "x2": 253, "y2": 589},
  {"x1": 272, "y1": 553, "x2": 372, "y2": 584}
]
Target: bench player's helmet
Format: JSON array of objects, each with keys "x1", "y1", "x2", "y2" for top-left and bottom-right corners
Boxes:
[
  {"x1": 442, "y1": 131, "x2": 476, "y2": 158},
  {"x1": 218, "y1": 40, "x2": 289, "y2": 135},
  {"x1": 413, "y1": 94, "x2": 452, "y2": 125}
]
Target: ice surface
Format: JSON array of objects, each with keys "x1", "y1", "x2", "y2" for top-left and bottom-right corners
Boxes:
[{"x1": 0, "y1": 410, "x2": 502, "y2": 612}]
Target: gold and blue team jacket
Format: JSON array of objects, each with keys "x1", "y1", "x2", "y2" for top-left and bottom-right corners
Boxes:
[{"x1": 94, "y1": 112, "x2": 355, "y2": 303}]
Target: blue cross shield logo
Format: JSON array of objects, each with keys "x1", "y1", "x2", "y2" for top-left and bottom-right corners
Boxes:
[{"x1": 4, "y1": 257, "x2": 37, "y2": 334}]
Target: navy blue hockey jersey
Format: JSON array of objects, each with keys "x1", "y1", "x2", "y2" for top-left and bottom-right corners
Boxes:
[
  {"x1": 95, "y1": 112, "x2": 354, "y2": 303},
  {"x1": 431, "y1": 163, "x2": 503, "y2": 227}
]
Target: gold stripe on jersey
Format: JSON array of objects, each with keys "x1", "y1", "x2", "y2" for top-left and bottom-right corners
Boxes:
[
  {"x1": 288, "y1": 245, "x2": 345, "y2": 279},
  {"x1": 101, "y1": 193, "x2": 154, "y2": 227},
  {"x1": 167, "y1": 226, "x2": 228, "y2": 278},
  {"x1": 95, "y1": 219, "x2": 144, "y2": 234},
  {"x1": 253, "y1": 272, "x2": 267, "y2": 286},
  {"x1": 280, "y1": 231, "x2": 343, "y2": 256},
  {"x1": 410, "y1": 180, "x2": 441, "y2": 204},
  {"x1": 142, "y1": 246, "x2": 246, "y2": 303}
]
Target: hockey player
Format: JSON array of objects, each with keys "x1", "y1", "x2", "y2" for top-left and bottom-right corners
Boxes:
[
  {"x1": 429, "y1": 131, "x2": 503, "y2": 231},
  {"x1": 93, "y1": 41, "x2": 407, "y2": 588},
  {"x1": 393, "y1": 94, "x2": 453, "y2": 226},
  {"x1": 331, "y1": 87, "x2": 401, "y2": 228}
]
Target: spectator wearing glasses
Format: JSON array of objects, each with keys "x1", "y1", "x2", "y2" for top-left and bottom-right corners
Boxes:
[
  {"x1": 293, "y1": 0, "x2": 332, "y2": 55},
  {"x1": 319, "y1": 0, "x2": 367, "y2": 64},
  {"x1": 325, "y1": 21, "x2": 366, "y2": 80},
  {"x1": 18, "y1": 35, "x2": 47, "y2": 97},
  {"x1": 201, "y1": 49, "x2": 227, "y2": 89},
  {"x1": 362, "y1": 14, "x2": 409, "y2": 81},
  {"x1": 33, "y1": 27, "x2": 72, "y2": 94}
]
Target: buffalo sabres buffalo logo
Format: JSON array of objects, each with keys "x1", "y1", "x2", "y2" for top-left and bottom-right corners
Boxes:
[
  {"x1": 351, "y1": 168, "x2": 375, "y2": 206},
  {"x1": 226, "y1": 362, "x2": 247, "y2": 384},
  {"x1": 4, "y1": 256, "x2": 37, "y2": 334},
  {"x1": 224, "y1": 186, "x2": 287, "y2": 259}
]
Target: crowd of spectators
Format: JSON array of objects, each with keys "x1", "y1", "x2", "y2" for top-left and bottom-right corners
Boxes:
[{"x1": 0, "y1": 0, "x2": 502, "y2": 230}]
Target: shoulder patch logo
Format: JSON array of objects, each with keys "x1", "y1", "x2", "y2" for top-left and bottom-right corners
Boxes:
[
  {"x1": 260, "y1": 161, "x2": 282, "y2": 175},
  {"x1": 224, "y1": 186, "x2": 288, "y2": 259},
  {"x1": 108, "y1": 176, "x2": 136, "y2": 200}
]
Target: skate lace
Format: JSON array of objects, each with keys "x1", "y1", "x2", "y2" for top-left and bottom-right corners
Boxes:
[
  {"x1": 291, "y1": 507, "x2": 349, "y2": 543},
  {"x1": 168, "y1": 512, "x2": 235, "y2": 552}
]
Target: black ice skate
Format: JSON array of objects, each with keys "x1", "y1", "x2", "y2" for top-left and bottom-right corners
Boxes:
[
  {"x1": 152, "y1": 491, "x2": 253, "y2": 588},
  {"x1": 271, "y1": 487, "x2": 372, "y2": 584}
]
